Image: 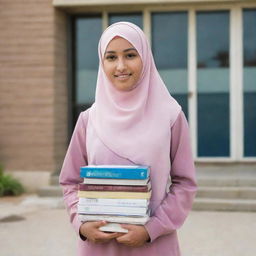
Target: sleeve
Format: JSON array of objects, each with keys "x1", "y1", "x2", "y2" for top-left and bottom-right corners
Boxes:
[
  {"x1": 144, "y1": 111, "x2": 197, "y2": 242},
  {"x1": 59, "y1": 110, "x2": 88, "y2": 238}
]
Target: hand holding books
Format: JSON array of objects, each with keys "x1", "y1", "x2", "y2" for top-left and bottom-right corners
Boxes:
[
  {"x1": 116, "y1": 224, "x2": 150, "y2": 247},
  {"x1": 78, "y1": 165, "x2": 151, "y2": 234},
  {"x1": 79, "y1": 220, "x2": 122, "y2": 243}
]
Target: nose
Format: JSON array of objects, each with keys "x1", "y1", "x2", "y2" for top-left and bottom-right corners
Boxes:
[{"x1": 116, "y1": 58, "x2": 126, "y2": 72}]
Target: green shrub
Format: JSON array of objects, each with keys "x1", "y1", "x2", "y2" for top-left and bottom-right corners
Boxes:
[{"x1": 0, "y1": 164, "x2": 24, "y2": 196}]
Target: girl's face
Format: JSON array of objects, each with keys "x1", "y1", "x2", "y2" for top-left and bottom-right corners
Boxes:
[{"x1": 103, "y1": 37, "x2": 143, "y2": 92}]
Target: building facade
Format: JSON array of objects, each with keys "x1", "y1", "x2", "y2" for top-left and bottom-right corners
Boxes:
[{"x1": 0, "y1": 0, "x2": 255, "y2": 191}]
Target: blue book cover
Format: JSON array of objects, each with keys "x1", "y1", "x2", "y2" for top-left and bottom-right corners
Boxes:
[{"x1": 80, "y1": 165, "x2": 150, "y2": 180}]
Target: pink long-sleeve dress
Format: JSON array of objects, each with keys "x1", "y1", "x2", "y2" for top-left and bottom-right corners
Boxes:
[{"x1": 59, "y1": 108, "x2": 197, "y2": 256}]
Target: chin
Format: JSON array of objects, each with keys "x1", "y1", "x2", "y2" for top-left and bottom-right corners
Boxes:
[{"x1": 114, "y1": 83, "x2": 136, "y2": 92}]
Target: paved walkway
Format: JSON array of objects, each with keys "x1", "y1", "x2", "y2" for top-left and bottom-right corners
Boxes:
[{"x1": 0, "y1": 194, "x2": 256, "y2": 256}]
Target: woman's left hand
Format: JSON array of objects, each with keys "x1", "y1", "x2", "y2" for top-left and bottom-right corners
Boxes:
[{"x1": 116, "y1": 224, "x2": 150, "y2": 247}]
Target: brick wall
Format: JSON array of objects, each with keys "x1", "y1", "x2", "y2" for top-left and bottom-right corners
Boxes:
[
  {"x1": 53, "y1": 9, "x2": 68, "y2": 173},
  {"x1": 0, "y1": 1, "x2": 68, "y2": 174}
]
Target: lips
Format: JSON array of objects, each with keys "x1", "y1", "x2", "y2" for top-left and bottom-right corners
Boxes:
[
  {"x1": 114, "y1": 73, "x2": 131, "y2": 78},
  {"x1": 114, "y1": 73, "x2": 132, "y2": 81}
]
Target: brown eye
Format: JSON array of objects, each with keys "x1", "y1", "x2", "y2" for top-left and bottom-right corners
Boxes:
[
  {"x1": 126, "y1": 53, "x2": 137, "y2": 59},
  {"x1": 105, "y1": 55, "x2": 116, "y2": 61}
]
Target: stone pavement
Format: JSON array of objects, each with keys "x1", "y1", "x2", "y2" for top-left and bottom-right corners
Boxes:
[{"x1": 0, "y1": 194, "x2": 256, "y2": 256}]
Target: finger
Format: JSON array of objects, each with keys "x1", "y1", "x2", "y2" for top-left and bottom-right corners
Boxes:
[
  {"x1": 97, "y1": 231, "x2": 121, "y2": 241},
  {"x1": 95, "y1": 232, "x2": 120, "y2": 243},
  {"x1": 116, "y1": 234, "x2": 130, "y2": 243},
  {"x1": 120, "y1": 224, "x2": 134, "y2": 230},
  {"x1": 115, "y1": 232, "x2": 124, "y2": 238},
  {"x1": 102, "y1": 232, "x2": 119, "y2": 238},
  {"x1": 116, "y1": 239, "x2": 134, "y2": 247},
  {"x1": 94, "y1": 220, "x2": 107, "y2": 228}
]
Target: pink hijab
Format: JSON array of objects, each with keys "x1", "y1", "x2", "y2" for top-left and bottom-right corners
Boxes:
[{"x1": 89, "y1": 22, "x2": 181, "y2": 176}]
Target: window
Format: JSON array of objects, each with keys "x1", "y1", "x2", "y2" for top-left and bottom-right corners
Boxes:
[
  {"x1": 196, "y1": 11, "x2": 230, "y2": 157},
  {"x1": 243, "y1": 9, "x2": 256, "y2": 157},
  {"x1": 109, "y1": 13, "x2": 143, "y2": 28},
  {"x1": 74, "y1": 15, "x2": 102, "y2": 122}
]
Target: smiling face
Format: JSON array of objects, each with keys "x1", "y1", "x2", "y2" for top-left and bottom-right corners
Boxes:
[{"x1": 103, "y1": 37, "x2": 143, "y2": 92}]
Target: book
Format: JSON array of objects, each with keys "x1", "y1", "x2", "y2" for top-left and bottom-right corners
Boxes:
[
  {"x1": 99, "y1": 223, "x2": 128, "y2": 233},
  {"x1": 78, "y1": 214, "x2": 149, "y2": 225},
  {"x1": 78, "y1": 190, "x2": 151, "y2": 199},
  {"x1": 80, "y1": 165, "x2": 150, "y2": 180},
  {"x1": 78, "y1": 165, "x2": 152, "y2": 232},
  {"x1": 83, "y1": 177, "x2": 150, "y2": 186},
  {"x1": 79, "y1": 197, "x2": 149, "y2": 207},
  {"x1": 78, "y1": 183, "x2": 151, "y2": 192},
  {"x1": 78, "y1": 204, "x2": 148, "y2": 216}
]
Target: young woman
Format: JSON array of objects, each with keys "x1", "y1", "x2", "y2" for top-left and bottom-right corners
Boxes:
[{"x1": 59, "y1": 21, "x2": 197, "y2": 256}]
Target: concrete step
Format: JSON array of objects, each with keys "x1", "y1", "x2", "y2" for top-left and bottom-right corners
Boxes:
[
  {"x1": 37, "y1": 186, "x2": 62, "y2": 197},
  {"x1": 197, "y1": 186, "x2": 256, "y2": 199},
  {"x1": 193, "y1": 198, "x2": 256, "y2": 212},
  {"x1": 52, "y1": 174, "x2": 256, "y2": 186},
  {"x1": 40, "y1": 176, "x2": 256, "y2": 212},
  {"x1": 197, "y1": 177, "x2": 256, "y2": 187}
]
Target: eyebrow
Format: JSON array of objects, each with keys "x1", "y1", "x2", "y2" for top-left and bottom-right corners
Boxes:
[{"x1": 104, "y1": 48, "x2": 137, "y2": 55}]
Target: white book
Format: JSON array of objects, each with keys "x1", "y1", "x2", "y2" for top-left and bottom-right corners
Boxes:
[
  {"x1": 78, "y1": 198, "x2": 149, "y2": 207},
  {"x1": 79, "y1": 214, "x2": 149, "y2": 225},
  {"x1": 99, "y1": 223, "x2": 128, "y2": 233},
  {"x1": 78, "y1": 204, "x2": 148, "y2": 216},
  {"x1": 83, "y1": 177, "x2": 150, "y2": 186}
]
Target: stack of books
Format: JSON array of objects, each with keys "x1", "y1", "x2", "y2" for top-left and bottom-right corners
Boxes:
[{"x1": 77, "y1": 165, "x2": 151, "y2": 233}]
